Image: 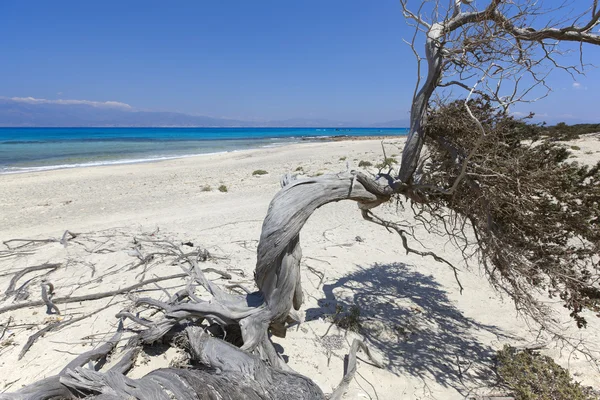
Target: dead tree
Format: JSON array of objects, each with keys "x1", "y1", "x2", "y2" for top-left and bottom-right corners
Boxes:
[
  {"x1": 394, "y1": 0, "x2": 600, "y2": 328},
  {"x1": 2, "y1": 1, "x2": 600, "y2": 398},
  {"x1": 399, "y1": 0, "x2": 600, "y2": 182}
]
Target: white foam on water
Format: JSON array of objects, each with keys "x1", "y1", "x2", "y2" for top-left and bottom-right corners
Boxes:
[{"x1": 0, "y1": 152, "x2": 229, "y2": 174}]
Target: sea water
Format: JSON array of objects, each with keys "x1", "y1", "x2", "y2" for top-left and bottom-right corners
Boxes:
[{"x1": 0, "y1": 127, "x2": 407, "y2": 174}]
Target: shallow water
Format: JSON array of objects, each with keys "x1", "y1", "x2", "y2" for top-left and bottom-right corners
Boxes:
[{"x1": 0, "y1": 127, "x2": 406, "y2": 173}]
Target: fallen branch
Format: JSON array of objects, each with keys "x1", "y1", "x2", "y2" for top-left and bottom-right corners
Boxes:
[
  {"x1": 4, "y1": 263, "x2": 61, "y2": 298},
  {"x1": 19, "y1": 307, "x2": 106, "y2": 360},
  {"x1": 329, "y1": 339, "x2": 385, "y2": 400},
  {"x1": 0, "y1": 273, "x2": 188, "y2": 315}
]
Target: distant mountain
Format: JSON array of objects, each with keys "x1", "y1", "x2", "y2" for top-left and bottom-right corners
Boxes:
[
  {"x1": 370, "y1": 120, "x2": 410, "y2": 128},
  {"x1": 0, "y1": 97, "x2": 407, "y2": 128},
  {"x1": 262, "y1": 118, "x2": 360, "y2": 127},
  {"x1": 0, "y1": 98, "x2": 247, "y2": 127}
]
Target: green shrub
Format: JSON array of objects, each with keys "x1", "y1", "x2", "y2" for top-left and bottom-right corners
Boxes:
[
  {"x1": 331, "y1": 304, "x2": 361, "y2": 332},
  {"x1": 218, "y1": 185, "x2": 228, "y2": 193},
  {"x1": 570, "y1": 145, "x2": 581, "y2": 151},
  {"x1": 252, "y1": 169, "x2": 268, "y2": 176},
  {"x1": 358, "y1": 160, "x2": 372, "y2": 167},
  {"x1": 496, "y1": 345, "x2": 598, "y2": 400},
  {"x1": 201, "y1": 185, "x2": 212, "y2": 192},
  {"x1": 339, "y1": 156, "x2": 347, "y2": 161},
  {"x1": 542, "y1": 122, "x2": 600, "y2": 141},
  {"x1": 375, "y1": 157, "x2": 397, "y2": 169}
]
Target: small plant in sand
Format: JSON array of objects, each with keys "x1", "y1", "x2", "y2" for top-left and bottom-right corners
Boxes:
[
  {"x1": 571, "y1": 145, "x2": 582, "y2": 151},
  {"x1": 358, "y1": 160, "x2": 372, "y2": 167},
  {"x1": 201, "y1": 185, "x2": 212, "y2": 192},
  {"x1": 252, "y1": 169, "x2": 268, "y2": 176},
  {"x1": 0, "y1": 337, "x2": 16, "y2": 348},
  {"x1": 495, "y1": 345, "x2": 599, "y2": 400},
  {"x1": 339, "y1": 156, "x2": 347, "y2": 161},
  {"x1": 375, "y1": 157, "x2": 397, "y2": 169},
  {"x1": 331, "y1": 304, "x2": 362, "y2": 333},
  {"x1": 295, "y1": 166, "x2": 304, "y2": 172},
  {"x1": 218, "y1": 185, "x2": 228, "y2": 193}
]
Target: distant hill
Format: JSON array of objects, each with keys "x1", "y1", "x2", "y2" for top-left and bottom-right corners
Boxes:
[
  {"x1": 0, "y1": 98, "x2": 408, "y2": 128},
  {"x1": 0, "y1": 98, "x2": 246, "y2": 127},
  {"x1": 370, "y1": 120, "x2": 410, "y2": 128}
]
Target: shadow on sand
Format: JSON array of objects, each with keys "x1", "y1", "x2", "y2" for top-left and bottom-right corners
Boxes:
[{"x1": 306, "y1": 262, "x2": 517, "y2": 396}]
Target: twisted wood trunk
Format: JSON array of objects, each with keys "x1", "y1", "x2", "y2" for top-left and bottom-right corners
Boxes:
[{"x1": 1, "y1": 172, "x2": 389, "y2": 400}]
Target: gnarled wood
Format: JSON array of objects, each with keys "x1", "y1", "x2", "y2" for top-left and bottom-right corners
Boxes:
[{"x1": 1, "y1": 172, "x2": 388, "y2": 399}]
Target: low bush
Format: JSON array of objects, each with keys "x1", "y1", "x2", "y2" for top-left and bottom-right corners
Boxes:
[
  {"x1": 330, "y1": 304, "x2": 361, "y2": 332},
  {"x1": 496, "y1": 345, "x2": 598, "y2": 400}
]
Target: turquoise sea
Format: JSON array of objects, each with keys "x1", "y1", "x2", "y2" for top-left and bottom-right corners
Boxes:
[{"x1": 0, "y1": 127, "x2": 407, "y2": 174}]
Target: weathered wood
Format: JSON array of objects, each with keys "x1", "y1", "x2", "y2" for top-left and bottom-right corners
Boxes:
[
  {"x1": 0, "y1": 273, "x2": 188, "y2": 315},
  {"x1": 40, "y1": 281, "x2": 60, "y2": 315},
  {"x1": 250, "y1": 173, "x2": 388, "y2": 348},
  {"x1": 57, "y1": 328, "x2": 325, "y2": 400},
  {"x1": 1, "y1": 172, "x2": 388, "y2": 399},
  {"x1": 18, "y1": 308, "x2": 106, "y2": 360},
  {"x1": 4, "y1": 263, "x2": 61, "y2": 298}
]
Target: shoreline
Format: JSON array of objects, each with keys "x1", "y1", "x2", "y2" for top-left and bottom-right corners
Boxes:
[{"x1": 0, "y1": 135, "x2": 405, "y2": 175}]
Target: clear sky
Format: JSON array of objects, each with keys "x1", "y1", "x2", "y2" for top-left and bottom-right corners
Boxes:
[{"x1": 0, "y1": 0, "x2": 598, "y2": 124}]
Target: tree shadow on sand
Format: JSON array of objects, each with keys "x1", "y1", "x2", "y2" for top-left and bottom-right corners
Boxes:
[{"x1": 306, "y1": 262, "x2": 519, "y2": 396}]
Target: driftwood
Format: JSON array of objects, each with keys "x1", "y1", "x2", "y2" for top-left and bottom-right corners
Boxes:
[
  {"x1": 4, "y1": 263, "x2": 61, "y2": 298},
  {"x1": 40, "y1": 281, "x2": 60, "y2": 315},
  {"x1": 18, "y1": 307, "x2": 107, "y2": 360},
  {"x1": 1, "y1": 172, "x2": 391, "y2": 399},
  {"x1": 2, "y1": 230, "x2": 77, "y2": 251},
  {"x1": 0, "y1": 273, "x2": 188, "y2": 315}
]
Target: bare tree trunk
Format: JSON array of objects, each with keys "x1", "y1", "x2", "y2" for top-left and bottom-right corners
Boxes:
[
  {"x1": 399, "y1": 23, "x2": 444, "y2": 183},
  {"x1": 1, "y1": 172, "x2": 389, "y2": 399}
]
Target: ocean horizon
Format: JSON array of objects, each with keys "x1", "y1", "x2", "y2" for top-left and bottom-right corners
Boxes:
[{"x1": 0, "y1": 127, "x2": 407, "y2": 174}]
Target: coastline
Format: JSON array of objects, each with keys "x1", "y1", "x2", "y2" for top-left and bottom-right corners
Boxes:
[
  {"x1": 0, "y1": 138, "x2": 407, "y2": 238},
  {"x1": 1, "y1": 135, "x2": 599, "y2": 398},
  {"x1": 0, "y1": 129, "x2": 407, "y2": 174}
]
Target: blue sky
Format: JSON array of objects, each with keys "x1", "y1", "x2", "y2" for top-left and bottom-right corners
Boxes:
[{"x1": 0, "y1": 0, "x2": 598, "y2": 124}]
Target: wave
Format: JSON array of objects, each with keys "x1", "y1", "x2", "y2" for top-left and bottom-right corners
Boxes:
[
  {"x1": 0, "y1": 152, "x2": 231, "y2": 174},
  {"x1": 0, "y1": 140, "x2": 302, "y2": 174}
]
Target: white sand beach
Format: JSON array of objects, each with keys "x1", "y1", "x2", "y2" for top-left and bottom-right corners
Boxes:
[{"x1": 1, "y1": 137, "x2": 599, "y2": 399}]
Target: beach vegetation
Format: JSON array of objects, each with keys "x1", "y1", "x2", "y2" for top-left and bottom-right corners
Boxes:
[
  {"x1": 330, "y1": 304, "x2": 362, "y2": 333},
  {"x1": 295, "y1": 166, "x2": 304, "y2": 172},
  {"x1": 495, "y1": 345, "x2": 598, "y2": 400},
  {"x1": 252, "y1": 169, "x2": 268, "y2": 176},
  {"x1": 358, "y1": 160, "x2": 372, "y2": 167},
  {"x1": 218, "y1": 185, "x2": 228, "y2": 192},
  {"x1": 201, "y1": 185, "x2": 212, "y2": 192},
  {"x1": 542, "y1": 122, "x2": 600, "y2": 141},
  {"x1": 421, "y1": 99, "x2": 600, "y2": 328},
  {"x1": 339, "y1": 156, "x2": 346, "y2": 161},
  {"x1": 375, "y1": 157, "x2": 397, "y2": 169}
]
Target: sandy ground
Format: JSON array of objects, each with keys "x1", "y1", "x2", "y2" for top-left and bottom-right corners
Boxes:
[{"x1": 0, "y1": 136, "x2": 599, "y2": 399}]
